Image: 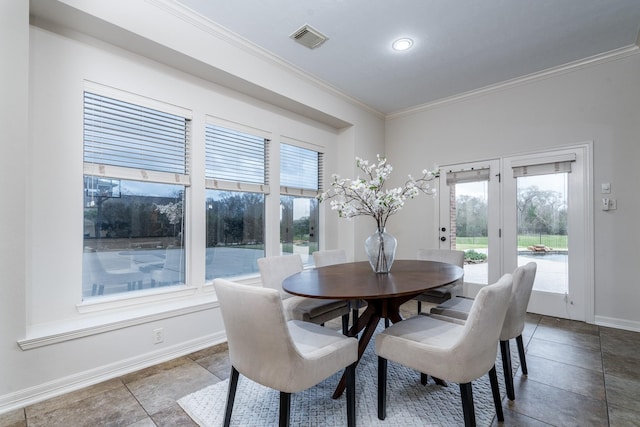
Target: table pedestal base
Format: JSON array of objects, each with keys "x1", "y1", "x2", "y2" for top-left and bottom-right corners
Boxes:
[{"x1": 332, "y1": 295, "x2": 411, "y2": 399}]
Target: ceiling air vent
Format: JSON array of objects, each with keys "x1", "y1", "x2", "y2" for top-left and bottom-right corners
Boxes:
[{"x1": 289, "y1": 24, "x2": 328, "y2": 49}]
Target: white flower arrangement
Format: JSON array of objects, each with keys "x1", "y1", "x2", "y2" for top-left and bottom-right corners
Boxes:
[
  {"x1": 155, "y1": 201, "x2": 183, "y2": 225},
  {"x1": 318, "y1": 155, "x2": 438, "y2": 231}
]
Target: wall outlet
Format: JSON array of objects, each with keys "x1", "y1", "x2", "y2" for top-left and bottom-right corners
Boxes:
[{"x1": 153, "y1": 328, "x2": 164, "y2": 344}]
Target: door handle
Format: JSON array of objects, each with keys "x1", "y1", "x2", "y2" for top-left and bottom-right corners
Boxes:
[{"x1": 440, "y1": 236, "x2": 446, "y2": 242}]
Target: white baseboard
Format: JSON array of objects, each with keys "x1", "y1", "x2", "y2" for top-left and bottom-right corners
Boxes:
[
  {"x1": 594, "y1": 315, "x2": 640, "y2": 333},
  {"x1": 0, "y1": 331, "x2": 227, "y2": 415}
]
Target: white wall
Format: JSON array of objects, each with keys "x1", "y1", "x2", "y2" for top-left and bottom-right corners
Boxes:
[
  {"x1": 0, "y1": 0, "x2": 29, "y2": 410},
  {"x1": 386, "y1": 50, "x2": 640, "y2": 331},
  {"x1": 0, "y1": 1, "x2": 384, "y2": 413}
]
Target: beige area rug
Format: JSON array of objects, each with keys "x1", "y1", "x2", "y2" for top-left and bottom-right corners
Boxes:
[{"x1": 178, "y1": 326, "x2": 519, "y2": 427}]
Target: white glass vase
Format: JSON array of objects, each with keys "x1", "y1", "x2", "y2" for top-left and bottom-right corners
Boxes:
[{"x1": 364, "y1": 228, "x2": 397, "y2": 273}]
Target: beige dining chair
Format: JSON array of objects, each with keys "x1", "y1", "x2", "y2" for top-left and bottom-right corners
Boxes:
[
  {"x1": 257, "y1": 254, "x2": 350, "y2": 334},
  {"x1": 84, "y1": 248, "x2": 145, "y2": 295},
  {"x1": 214, "y1": 278, "x2": 358, "y2": 427},
  {"x1": 430, "y1": 262, "x2": 537, "y2": 400},
  {"x1": 413, "y1": 248, "x2": 465, "y2": 313},
  {"x1": 376, "y1": 273, "x2": 513, "y2": 427},
  {"x1": 312, "y1": 249, "x2": 366, "y2": 330},
  {"x1": 150, "y1": 247, "x2": 184, "y2": 287}
]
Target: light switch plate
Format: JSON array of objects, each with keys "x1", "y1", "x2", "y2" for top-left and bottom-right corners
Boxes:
[{"x1": 601, "y1": 183, "x2": 611, "y2": 194}]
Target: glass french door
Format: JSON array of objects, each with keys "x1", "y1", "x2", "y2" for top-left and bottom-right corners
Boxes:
[
  {"x1": 438, "y1": 160, "x2": 501, "y2": 295},
  {"x1": 503, "y1": 146, "x2": 592, "y2": 321},
  {"x1": 439, "y1": 146, "x2": 592, "y2": 321}
]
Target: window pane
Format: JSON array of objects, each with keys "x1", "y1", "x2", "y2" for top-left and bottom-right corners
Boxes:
[
  {"x1": 205, "y1": 125, "x2": 266, "y2": 184},
  {"x1": 280, "y1": 195, "x2": 318, "y2": 265},
  {"x1": 83, "y1": 178, "x2": 185, "y2": 298},
  {"x1": 451, "y1": 180, "x2": 489, "y2": 285},
  {"x1": 206, "y1": 190, "x2": 264, "y2": 279},
  {"x1": 517, "y1": 173, "x2": 569, "y2": 294},
  {"x1": 280, "y1": 144, "x2": 319, "y2": 190}
]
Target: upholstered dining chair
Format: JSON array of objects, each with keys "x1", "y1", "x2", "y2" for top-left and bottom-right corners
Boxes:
[
  {"x1": 413, "y1": 248, "x2": 465, "y2": 313},
  {"x1": 257, "y1": 254, "x2": 351, "y2": 335},
  {"x1": 312, "y1": 249, "x2": 366, "y2": 329},
  {"x1": 430, "y1": 262, "x2": 537, "y2": 400},
  {"x1": 214, "y1": 279, "x2": 358, "y2": 427},
  {"x1": 84, "y1": 248, "x2": 145, "y2": 296},
  {"x1": 376, "y1": 274, "x2": 513, "y2": 427},
  {"x1": 150, "y1": 247, "x2": 184, "y2": 287}
]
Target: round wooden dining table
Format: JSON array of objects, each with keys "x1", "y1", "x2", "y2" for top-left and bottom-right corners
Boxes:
[{"x1": 282, "y1": 259, "x2": 464, "y2": 398}]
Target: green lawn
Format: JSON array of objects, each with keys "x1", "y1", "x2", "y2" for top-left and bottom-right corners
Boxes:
[{"x1": 456, "y1": 234, "x2": 568, "y2": 250}]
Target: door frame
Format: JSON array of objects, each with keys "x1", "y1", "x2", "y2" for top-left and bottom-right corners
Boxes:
[
  {"x1": 501, "y1": 143, "x2": 594, "y2": 322},
  {"x1": 438, "y1": 159, "x2": 502, "y2": 295},
  {"x1": 437, "y1": 143, "x2": 594, "y2": 322}
]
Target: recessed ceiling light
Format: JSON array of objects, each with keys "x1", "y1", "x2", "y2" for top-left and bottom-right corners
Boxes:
[{"x1": 392, "y1": 38, "x2": 413, "y2": 51}]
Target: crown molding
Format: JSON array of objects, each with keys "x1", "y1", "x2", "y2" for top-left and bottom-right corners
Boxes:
[{"x1": 387, "y1": 45, "x2": 640, "y2": 121}]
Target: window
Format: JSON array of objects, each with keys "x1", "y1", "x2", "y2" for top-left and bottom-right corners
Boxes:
[
  {"x1": 205, "y1": 124, "x2": 268, "y2": 279},
  {"x1": 280, "y1": 143, "x2": 321, "y2": 265},
  {"x1": 83, "y1": 91, "x2": 190, "y2": 298}
]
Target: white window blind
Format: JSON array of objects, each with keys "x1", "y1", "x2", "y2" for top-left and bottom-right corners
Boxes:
[
  {"x1": 83, "y1": 92, "x2": 188, "y2": 175},
  {"x1": 445, "y1": 168, "x2": 491, "y2": 185},
  {"x1": 205, "y1": 124, "x2": 269, "y2": 193},
  {"x1": 280, "y1": 143, "x2": 322, "y2": 196},
  {"x1": 511, "y1": 153, "x2": 576, "y2": 178}
]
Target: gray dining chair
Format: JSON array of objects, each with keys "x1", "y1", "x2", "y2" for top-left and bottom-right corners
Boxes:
[
  {"x1": 376, "y1": 273, "x2": 513, "y2": 427},
  {"x1": 430, "y1": 262, "x2": 537, "y2": 400},
  {"x1": 258, "y1": 254, "x2": 350, "y2": 334},
  {"x1": 413, "y1": 248, "x2": 465, "y2": 313},
  {"x1": 312, "y1": 249, "x2": 366, "y2": 330},
  {"x1": 214, "y1": 278, "x2": 358, "y2": 427}
]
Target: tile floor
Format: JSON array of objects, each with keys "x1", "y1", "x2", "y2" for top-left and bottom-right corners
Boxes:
[{"x1": 2, "y1": 302, "x2": 640, "y2": 426}]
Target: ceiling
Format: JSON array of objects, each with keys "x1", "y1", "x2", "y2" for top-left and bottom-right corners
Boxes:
[{"x1": 176, "y1": 0, "x2": 640, "y2": 115}]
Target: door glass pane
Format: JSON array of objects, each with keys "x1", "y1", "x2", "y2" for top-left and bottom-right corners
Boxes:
[
  {"x1": 451, "y1": 181, "x2": 489, "y2": 285},
  {"x1": 516, "y1": 174, "x2": 569, "y2": 293},
  {"x1": 280, "y1": 195, "x2": 318, "y2": 265}
]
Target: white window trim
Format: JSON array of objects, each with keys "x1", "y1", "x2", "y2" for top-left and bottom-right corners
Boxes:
[
  {"x1": 85, "y1": 80, "x2": 193, "y2": 119},
  {"x1": 84, "y1": 163, "x2": 191, "y2": 186}
]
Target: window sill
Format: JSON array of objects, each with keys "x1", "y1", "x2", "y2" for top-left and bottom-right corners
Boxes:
[
  {"x1": 18, "y1": 286, "x2": 216, "y2": 350},
  {"x1": 18, "y1": 274, "x2": 264, "y2": 351},
  {"x1": 76, "y1": 284, "x2": 197, "y2": 314}
]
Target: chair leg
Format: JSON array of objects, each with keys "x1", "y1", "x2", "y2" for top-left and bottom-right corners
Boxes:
[
  {"x1": 342, "y1": 313, "x2": 349, "y2": 335},
  {"x1": 459, "y1": 382, "x2": 476, "y2": 427},
  {"x1": 384, "y1": 318, "x2": 390, "y2": 328},
  {"x1": 417, "y1": 300, "x2": 422, "y2": 314},
  {"x1": 500, "y1": 340, "x2": 515, "y2": 400},
  {"x1": 433, "y1": 377, "x2": 447, "y2": 386},
  {"x1": 346, "y1": 362, "x2": 356, "y2": 427},
  {"x1": 488, "y1": 365, "x2": 504, "y2": 422},
  {"x1": 420, "y1": 372, "x2": 429, "y2": 385},
  {"x1": 377, "y1": 356, "x2": 387, "y2": 420},
  {"x1": 516, "y1": 335, "x2": 528, "y2": 375},
  {"x1": 279, "y1": 391, "x2": 291, "y2": 427},
  {"x1": 420, "y1": 373, "x2": 447, "y2": 386},
  {"x1": 223, "y1": 366, "x2": 240, "y2": 427}
]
